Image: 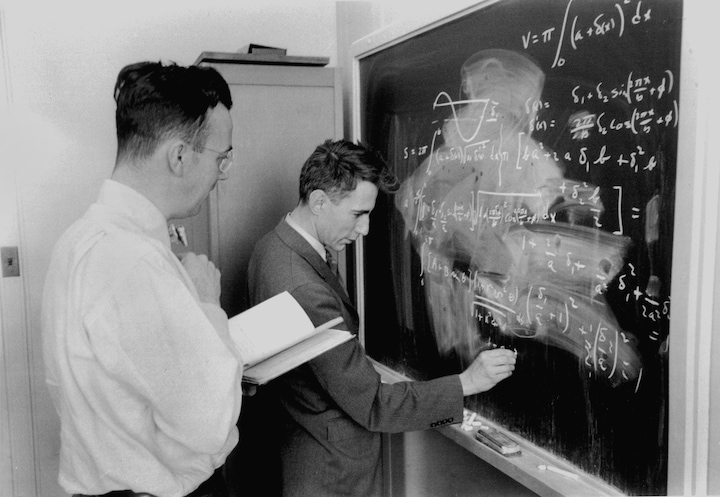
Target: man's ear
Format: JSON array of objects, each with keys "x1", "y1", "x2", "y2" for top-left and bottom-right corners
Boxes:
[
  {"x1": 166, "y1": 140, "x2": 189, "y2": 177},
  {"x1": 308, "y1": 189, "x2": 327, "y2": 216}
]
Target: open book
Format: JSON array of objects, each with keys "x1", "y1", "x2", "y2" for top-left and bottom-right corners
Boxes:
[{"x1": 229, "y1": 291, "x2": 352, "y2": 385}]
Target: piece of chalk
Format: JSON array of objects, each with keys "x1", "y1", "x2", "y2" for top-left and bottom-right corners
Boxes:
[{"x1": 538, "y1": 464, "x2": 579, "y2": 481}]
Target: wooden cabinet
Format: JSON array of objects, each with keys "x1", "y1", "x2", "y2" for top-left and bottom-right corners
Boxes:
[{"x1": 181, "y1": 54, "x2": 342, "y2": 317}]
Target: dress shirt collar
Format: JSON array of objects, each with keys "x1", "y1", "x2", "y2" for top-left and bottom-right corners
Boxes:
[
  {"x1": 96, "y1": 179, "x2": 171, "y2": 248},
  {"x1": 285, "y1": 213, "x2": 326, "y2": 261}
]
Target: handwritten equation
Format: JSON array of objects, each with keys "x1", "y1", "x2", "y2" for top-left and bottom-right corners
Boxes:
[
  {"x1": 415, "y1": 224, "x2": 667, "y2": 388},
  {"x1": 405, "y1": 130, "x2": 664, "y2": 176},
  {"x1": 521, "y1": 0, "x2": 654, "y2": 68},
  {"x1": 392, "y1": 4, "x2": 676, "y2": 388},
  {"x1": 406, "y1": 181, "x2": 597, "y2": 233},
  {"x1": 572, "y1": 70, "x2": 674, "y2": 105},
  {"x1": 363, "y1": 1, "x2": 680, "y2": 492}
]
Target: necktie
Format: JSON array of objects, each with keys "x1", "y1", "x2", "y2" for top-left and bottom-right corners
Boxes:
[
  {"x1": 325, "y1": 249, "x2": 348, "y2": 292},
  {"x1": 325, "y1": 249, "x2": 338, "y2": 276}
]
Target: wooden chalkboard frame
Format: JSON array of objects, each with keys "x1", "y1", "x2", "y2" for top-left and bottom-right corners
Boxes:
[{"x1": 350, "y1": 1, "x2": 717, "y2": 495}]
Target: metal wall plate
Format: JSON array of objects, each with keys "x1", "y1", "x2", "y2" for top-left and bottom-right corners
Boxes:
[{"x1": 1, "y1": 246, "x2": 20, "y2": 277}]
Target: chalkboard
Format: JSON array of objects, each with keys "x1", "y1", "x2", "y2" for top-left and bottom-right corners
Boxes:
[{"x1": 358, "y1": 0, "x2": 682, "y2": 494}]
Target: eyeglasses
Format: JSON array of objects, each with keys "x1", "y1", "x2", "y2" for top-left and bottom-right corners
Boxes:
[{"x1": 201, "y1": 146, "x2": 234, "y2": 174}]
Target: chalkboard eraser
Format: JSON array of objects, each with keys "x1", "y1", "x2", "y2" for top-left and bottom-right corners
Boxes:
[{"x1": 475, "y1": 425, "x2": 522, "y2": 456}]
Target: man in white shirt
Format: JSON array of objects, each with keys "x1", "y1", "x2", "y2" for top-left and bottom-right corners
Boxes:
[{"x1": 42, "y1": 61, "x2": 243, "y2": 497}]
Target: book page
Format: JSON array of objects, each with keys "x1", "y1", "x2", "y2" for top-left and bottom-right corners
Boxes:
[
  {"x1": 229, "y1": 291, "x2": 315, "y2": 367},
  {"x1": 243, "y1": 328, "x2": 353, "y2": 385}
]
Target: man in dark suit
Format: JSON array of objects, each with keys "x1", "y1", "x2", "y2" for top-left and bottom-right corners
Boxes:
[{"x1": 247, "y1": 139, "x2": 516, "y2": 497}]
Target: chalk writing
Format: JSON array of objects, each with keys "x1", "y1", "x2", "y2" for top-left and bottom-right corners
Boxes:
[
  {"x1": 360, "y1": 1, "x2": 679, "y2": 493},
  {"x1": 522, "y1": 0, "x2": 654, "y2": 68},
  {"x1": 572, "y1": 70, "x2": 674, "y2": 105},
  {"x1": 394, "y1": 47, "x2": 674, "y2": 387}
]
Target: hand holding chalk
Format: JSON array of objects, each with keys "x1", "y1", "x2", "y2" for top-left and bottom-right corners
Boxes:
[{"x1": 459, "y1": 347, "x2": 516, "y2": 395}]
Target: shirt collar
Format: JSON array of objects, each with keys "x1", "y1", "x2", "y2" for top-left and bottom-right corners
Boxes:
[
  {"x1": 285, "y1": 213, "x2": 326, "y2": 261},
  {"x1": 96, "y1": 179, "x2": 171, "y2": 247}
]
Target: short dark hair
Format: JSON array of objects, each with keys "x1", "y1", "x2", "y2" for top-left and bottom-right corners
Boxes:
[
  {"x1": 298, "y1": 139, "x2": 399, "y2": 203},
  {"x1": 113, "y1": 61, "x2": 232, "y2": 163}
]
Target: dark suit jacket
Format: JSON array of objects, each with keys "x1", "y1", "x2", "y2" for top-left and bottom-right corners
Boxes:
[{"x1": 247, "y1": 218, "x2": 464, "y2": 497}]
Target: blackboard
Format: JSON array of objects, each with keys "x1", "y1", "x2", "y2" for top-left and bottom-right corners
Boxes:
[{"x1": 358, "y1": 0, "x2": 682, "y2": 494}]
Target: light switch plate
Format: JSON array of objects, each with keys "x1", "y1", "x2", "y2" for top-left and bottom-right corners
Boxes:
[{"x1": 1, "y1": 246, "x2": 20, "y2": 277}]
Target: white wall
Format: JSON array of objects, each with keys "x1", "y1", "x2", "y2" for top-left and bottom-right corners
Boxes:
[{"x1": 0, "y1": 2, "x2": 337, "y2": 495}]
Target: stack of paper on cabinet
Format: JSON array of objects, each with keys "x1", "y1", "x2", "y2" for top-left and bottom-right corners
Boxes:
[{"x1": 229, "y1": 291, "x2": 350, "y2": 385}]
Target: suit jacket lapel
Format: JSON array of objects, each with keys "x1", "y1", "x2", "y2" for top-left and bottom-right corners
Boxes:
[{"x1": 274, "y1": 219, "x2": 356, "y2": 311}]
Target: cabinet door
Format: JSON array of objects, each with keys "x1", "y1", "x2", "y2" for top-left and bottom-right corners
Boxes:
[{"x1": 203, "y1": 64, "x2": 341, "y2": 317}]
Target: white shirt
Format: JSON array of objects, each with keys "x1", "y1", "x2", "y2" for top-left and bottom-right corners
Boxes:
[
  {"x1": 42, "y1": 180, "x2": 243, "y2": 497},
  {"x1": 285, "y1": 213, "x2": 326, "y2": 261}
]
